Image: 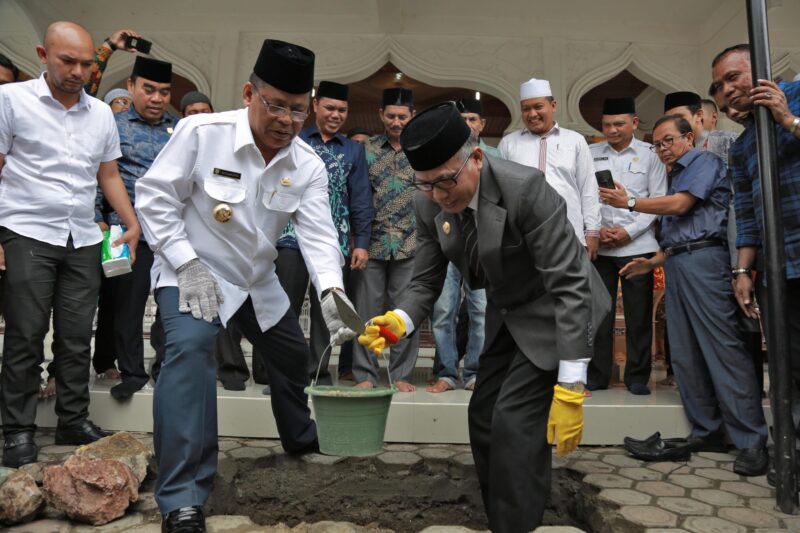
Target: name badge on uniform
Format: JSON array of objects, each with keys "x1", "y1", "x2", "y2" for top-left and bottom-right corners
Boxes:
[
  {"x1": 213, "y1": 203, "x2": 233, "y2": 223},
  {"x1": 593, "y1": 156, "x2": 609, "y2": 161},
  {"x1": 213, "y1": 168, "x2": 242, "y2": 180}
]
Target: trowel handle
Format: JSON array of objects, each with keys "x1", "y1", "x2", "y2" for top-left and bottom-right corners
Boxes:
[{"x1": 378, "y1": 326, "x2": 399, "y2": 344}]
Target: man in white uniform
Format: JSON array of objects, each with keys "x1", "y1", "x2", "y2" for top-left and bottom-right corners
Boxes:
[
  {"x1": 135, "y1": 39, "x2": 357, "y2": 533},
  {"x1": 589, "y1": 97, "x2": 667, "y2": 394},
  {"x1": 498, "y1": 78, "x2": 601, "y2": 259}
]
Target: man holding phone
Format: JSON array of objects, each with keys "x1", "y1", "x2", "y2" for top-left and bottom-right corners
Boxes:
[{"x1": 588, "y1": 97, "x2": 666, "y2": 394}]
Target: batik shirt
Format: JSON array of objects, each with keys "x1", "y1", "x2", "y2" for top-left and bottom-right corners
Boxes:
[
  {"x1": 364, "y1": 134, "x2": 417, "y2": 260},
  {"x1": 95, "y1": 105, "x2": 178, "y2": 231},
  {"x1": 277, "y1": 125, "x2": 374, "y2": 257}
]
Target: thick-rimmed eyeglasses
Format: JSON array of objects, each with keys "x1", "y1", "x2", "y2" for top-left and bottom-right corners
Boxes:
[
  {"x1": 649, "y1": 134, "x2": 687, "y2": 152},
  {"x1": 412, "y1": 153, "x2": 471, "y2": 192},
  {"x1": 256, "y1": 92, "x2": 309, "y2": 123}
]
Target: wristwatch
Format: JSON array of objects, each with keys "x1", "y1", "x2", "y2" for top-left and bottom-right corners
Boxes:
[
  {"x1": 627, "y1": 197, "x2": 637, "y2": 212},
  {"x1": 731, "y1": 267, "x2": 752, "y2": 278},
  {"x1": 320, "y1": 287, "x2": 343, "y2": 299},
  {"x1": 103, "y1": 37, "x2": 117, "y2": 51}
]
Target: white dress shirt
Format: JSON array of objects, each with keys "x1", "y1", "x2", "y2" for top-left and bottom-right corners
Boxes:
[
  {"x1": 135, "y1": 109, "x2": 344, "y2": 331},
  {"x1": 0, "y1": 74, "x2": 121, "y2": 248},
  {"x1": 397, "y1": 183, "x2": 588, "y2": 383},
  {"x1": 498, "y1": 123, "x2": 600, "y2": 245},
  {"x1": 590, "y1": 138, "x2": 667, "y2": 257}
]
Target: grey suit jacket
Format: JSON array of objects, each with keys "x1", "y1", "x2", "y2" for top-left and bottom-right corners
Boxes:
[{"x1": 398, "y1": 156, "x2": 611, "y2": 371}]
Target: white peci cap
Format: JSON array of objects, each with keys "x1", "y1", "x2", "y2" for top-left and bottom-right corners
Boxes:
[{"x1": 520, "y1": 78, "x2": 552, "y2": 101}]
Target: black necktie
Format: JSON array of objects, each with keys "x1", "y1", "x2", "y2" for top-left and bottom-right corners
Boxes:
[{"x1": 460, "y1": 208, "x2": 487, "y2": 287}]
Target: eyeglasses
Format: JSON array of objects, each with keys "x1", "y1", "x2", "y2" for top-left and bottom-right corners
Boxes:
[
  {"x1": 256, "y1": 92, "x2": 309, "y2": 123},
  {"x1": 649, "y1": 134, "x2": 687, "y2": 152},
  {"x1": 412, "y1": 152, "x2": 471, "y2": 192}
]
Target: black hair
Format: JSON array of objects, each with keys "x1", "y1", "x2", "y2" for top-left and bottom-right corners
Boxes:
[
  {"x1": 711, "y1": 44, "x2": 750, "y2": 67},
  {"x1": 0, "y1": 53, "x2": 20, "y2": 81},
  {"x1": 654, "y1": 114, "x2": 693, "y2": 136},
  {"x1": 347, "y1": 127, "x2": 370, "y2": 138}
]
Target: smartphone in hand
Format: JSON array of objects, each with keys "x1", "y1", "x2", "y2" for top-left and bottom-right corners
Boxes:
[
  {"x1": 124, "y1": 35, "x2": 152, "y2": 54},
  {"x1": 595, "y1": 170, "x2": 615, "y2": 189}
]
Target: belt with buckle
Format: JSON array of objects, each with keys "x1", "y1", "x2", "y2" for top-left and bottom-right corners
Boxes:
[{"x1": 664, "y1": 239, "x2": 724, "y2": 257}]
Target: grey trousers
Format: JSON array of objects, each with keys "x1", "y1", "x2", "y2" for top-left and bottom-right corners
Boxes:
[
  {"x1": 664, "y1": 246, "x2": 768, "y2": 450},
  {"x1": 352, "y1": 257, "x2": 419, "y2": 385},
  {"x1": 0, "y1": 228, "x2": 101, "y2": 435}
]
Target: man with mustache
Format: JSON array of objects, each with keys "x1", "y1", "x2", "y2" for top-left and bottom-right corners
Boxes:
[
  {"x1": 0, "y1": 21, "x2": 140, "y2": 467},
  {"x1": 135, "y1": 39, "x2": 357, "y2": 532},
  {"x1": 499, "y1": 78, "x2": 601, "y2": 260},
  {"x1": 94, "y1": 56, "x2": 178, "y2": 400},
  {"x1": 712, "y1": 43, "x2": 800, "y2": 486},
  {"x1": 352, "y1": 88, "x2": 419, "y2": 392}
]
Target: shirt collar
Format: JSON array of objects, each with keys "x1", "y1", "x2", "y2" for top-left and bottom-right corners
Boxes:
[
  {"x1": 124, "y1": 105, "x2": 175, "y2": 126},
  {"x1": 302, "y1": 124, "x2": 344, "y2": 145},
  {"x1": 468, "y1": 180, "x2": 481, "y2": 212},
  {"x1": 601, "y1": 137, "x2": 643, "y2": 156},
  {"x1": 36, "y1": 72, "x2": 91, "y2": 110},
  {"x1": 671, "y1": 147, "x2": 702, "y2": 173},
  {"x1": 234, "y1": 108, "x2": 297, "y2": 168}
]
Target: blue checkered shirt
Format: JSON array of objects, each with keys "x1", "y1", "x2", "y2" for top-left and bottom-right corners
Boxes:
[{"x1": 729, "y1": 80, "x2": 800, "y2": 280}]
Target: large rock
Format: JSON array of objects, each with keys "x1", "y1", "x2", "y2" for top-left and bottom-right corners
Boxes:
[
  {"x1": 0, "y1": 469, "x2": 46, "y2": 524},
  {"x1": 74, "y1": 431, "x2": 153, "y2": 484},
  {"x1": 42, "y1": 455, "x2": 138, "y2": 525},
  {"x1": 19, "y1": 460, "x2": 62, "y2": 485}
]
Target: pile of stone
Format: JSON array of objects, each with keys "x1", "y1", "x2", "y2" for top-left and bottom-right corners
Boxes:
[{"x1": 0, "y1": 431, "x2": 153, "y2": 527}]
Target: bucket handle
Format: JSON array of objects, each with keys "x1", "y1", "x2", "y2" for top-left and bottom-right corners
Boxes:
[{"x1": 312, "y1": 341, "x2": 394, "y2": 388}]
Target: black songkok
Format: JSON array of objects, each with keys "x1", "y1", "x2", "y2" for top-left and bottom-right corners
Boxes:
[
  {"x1": 664, "y1": 91, "x2": 702, "y2": 112},
  {"x1": 400, "y1": 101, "x2": 471, "y2": 171},
  {"x1": 131, "y1": 56, "x2": 172, "y2": 83},
  {"x1": 457, "y1": 98, "x2": 483, "y2": 116},
  {"x1": 382, "y1": 88, "x2": 414, "y2": 108},
  {"x1": 316, "y1": 81, "x2": 348, "y2": 101},
  {"x1": 253, "y1": 39, "x2": 315, "y2": 94},
  {"x1": 602, "y1": 97, "x2": 636, "y2": 115}
]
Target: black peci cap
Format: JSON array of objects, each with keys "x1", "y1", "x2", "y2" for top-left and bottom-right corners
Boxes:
[
  {"x1": 400, "y1": 101, "x2": 471, "y2": 171},
  {"x1": 131, "y1": 56, "x2": 172, "y2": 83},
  {"x1": 253, "y1": 39, "x2": 315, "y2": 94}
]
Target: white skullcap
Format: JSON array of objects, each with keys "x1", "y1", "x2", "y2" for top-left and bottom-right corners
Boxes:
[{"x1": 520, "y1": 78, "x2": 552, "y2": 101}]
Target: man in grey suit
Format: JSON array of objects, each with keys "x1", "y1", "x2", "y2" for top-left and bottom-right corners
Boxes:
[{"x1": 358, "y1": 102, "x2": 611, "y2": 532}]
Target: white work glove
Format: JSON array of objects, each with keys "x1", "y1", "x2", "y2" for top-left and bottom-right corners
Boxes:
[
  {"x1": 320, "y1": 289, "x2": 358, "y2": 345},
  {"x1": 176, "y1": 258, "x2": 224, "y2": 323}
]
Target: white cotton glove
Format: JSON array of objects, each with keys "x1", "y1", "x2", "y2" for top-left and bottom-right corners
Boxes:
[
  {"x1": 176, "y1": 258, "x2": 224, "y2": 323},
  {"x1": 320, "y1": 289, "x2": 358, "y2": 345}
]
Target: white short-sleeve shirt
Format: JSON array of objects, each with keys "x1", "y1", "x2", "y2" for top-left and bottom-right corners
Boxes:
[{"x1": 0, "y1": 74, "x2": 121, "y2": 248}]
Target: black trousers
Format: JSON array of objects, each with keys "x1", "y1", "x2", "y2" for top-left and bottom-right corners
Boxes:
[
  {"x1": 214, "y1": 322, "x2": 270, "y2": 386},
  {"x1": 0, "y1": 228, "x2": 101, "y2": 434},
  {"x1": 93, "y1": 241, "x2": 153, "y2": 385},
  {"x1": 275, "y1": 247, "x2": 353, "y2": 381},
  {"x1": 468, "y1": 324, "x2": 557, "y2": 533},
  {"x1": 590, "y1": 253, "x2": 654, "y2": 388}
]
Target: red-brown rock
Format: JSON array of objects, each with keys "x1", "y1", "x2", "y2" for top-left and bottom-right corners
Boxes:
[
  {"x1": 0, "y1": 469, "x2": 45, "y2": 524},
  {"x1": 42, "y1": 455, "x2": 138, "y2": 525}
]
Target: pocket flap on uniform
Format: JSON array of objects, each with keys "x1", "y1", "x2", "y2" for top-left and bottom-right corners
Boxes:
[
  {"x1": 203, "y1": 177, "x2": 246, "y2": 203},
  {"x1": 263, "y1": 190, "x2": 301, "y2": 212}
]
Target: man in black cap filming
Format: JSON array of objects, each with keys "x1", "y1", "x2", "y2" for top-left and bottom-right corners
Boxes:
[
  {"x1": 135, "y1": 39, "x2": 358, "y2": 532},
  {"x1": 358, "y1": 101, "x2": 610, "y2": 532}
]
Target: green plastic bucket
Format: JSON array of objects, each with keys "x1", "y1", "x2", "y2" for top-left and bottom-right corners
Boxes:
[{"x1": 305, "y1": 385, "x2": 397, "y2": 456}]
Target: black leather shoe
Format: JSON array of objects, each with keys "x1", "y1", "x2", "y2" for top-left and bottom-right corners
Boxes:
[
  {"x1": 162, "y1": 506, "x2": 206, "y2": 532},
  {"x1": 734, "y1": 448, "x2": 768, "y2": 477},
  {"x1": 624, "y1": 435, "x2": 691, "y2": 462},
  {"x1": 624, "y1": 432, "x2": 687, "y2": 448},
  {"x1": 2, "y1": 432, "x2": 38, "y2": 468},
  {"x1": 55, "y1": 420, "x2": 109, "y2": 445}
]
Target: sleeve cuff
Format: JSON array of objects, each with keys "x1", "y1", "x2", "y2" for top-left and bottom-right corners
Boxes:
[
  {"x1": 393, "y1": 309, "x2": 415, "y2": 335},
  {"x1": 161, "y1": 239, "x2": 198, "y2": 271},
  {"x1": 353, "y1": 236, "x2": 371, "y2": 250},
  {"x1": 557, "y1": 358, "x2": 590, "y2": 383},
  {"x1": 585, "y1": 229, "x2": 600, "y2": 238}
]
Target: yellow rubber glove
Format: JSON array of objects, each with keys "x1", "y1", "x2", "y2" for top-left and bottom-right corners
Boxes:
[
  {"x1": 547, "y1": 384, "x2": 585, "y2": 456},
  {"x1": 357, "y1": 311, "x2": 406, "y2": 356}
]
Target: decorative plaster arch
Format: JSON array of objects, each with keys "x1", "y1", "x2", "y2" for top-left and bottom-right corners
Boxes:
[
  {"x1": 314, "y1": 36, "x2": 517, "y2": 121},
  {"x1": 773, "y1": 51, "x2": 800, "y2": 80},
  {"x1": 91, "y1": 40, "x2": 211, "y2": 98},
  {"x1": 567, "y1": 44, "x2": 700, "y2": 135}
]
